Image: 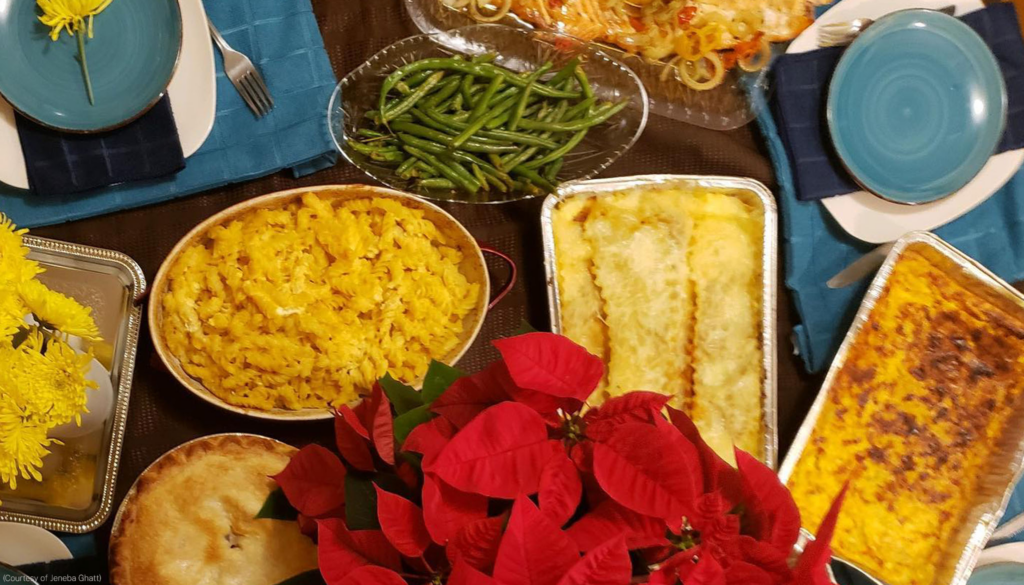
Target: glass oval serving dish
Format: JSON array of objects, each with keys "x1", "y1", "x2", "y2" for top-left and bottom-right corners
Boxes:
[
  {"x1": 329, "y1": 24, "x2": 648, "y2": 204},
  {"x1": 404, "y1": 0, "x2": 771, "y2": 130}
]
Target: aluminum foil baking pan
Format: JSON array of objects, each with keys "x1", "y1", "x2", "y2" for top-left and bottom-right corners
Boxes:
[
  {"x1": 540, "y1": 174, "x2": 779, "y2": 468},
  {"x1": 779, "y1": 231, "x2": 1024, "y2": 585}
]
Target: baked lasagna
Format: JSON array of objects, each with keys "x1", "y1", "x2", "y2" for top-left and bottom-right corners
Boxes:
[
  {"x1": 787, "y1": 249, "x2": 1024, "y2": 585},
  {"x1": 552, "y1": 188, "x2": 764, "y2": 462}
]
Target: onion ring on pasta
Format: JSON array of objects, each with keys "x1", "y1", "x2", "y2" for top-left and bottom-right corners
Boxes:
[
  {"x1": 677, "y1": 52, "x2": 726, "y2": 91},
  {"x1": 469, "y1": 0, "x2": 512, "y2": 22}
]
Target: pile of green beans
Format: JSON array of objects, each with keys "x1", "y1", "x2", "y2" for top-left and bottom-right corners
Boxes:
[{"x1": 347, "y1": 54, "x2": 629, "y2": 202}]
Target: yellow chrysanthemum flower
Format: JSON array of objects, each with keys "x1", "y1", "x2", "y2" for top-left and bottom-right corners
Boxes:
[
  {"x1": 0, "y1": 215, "x2": 100, "y2": 499},
  {"x1": 0, "y1": 292, "x2": 26, "y2": 345},
  {"x1": 36, "y1": 0, "x2": 113, "y2": 105},
  {"x1": 0, "y1": 398, "x2": 56, "y2": 490},
  {"x1": 0, "y1": 214, "x2": 42, "y2": 287},
  {"x1": 19, "y1": 279, "x2": 100, "y2": 340},
  {"x1": 36, "y1": 0, "x2": 113, "y2": 41}
]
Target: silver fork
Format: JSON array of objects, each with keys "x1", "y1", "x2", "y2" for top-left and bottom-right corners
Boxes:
[
  {"x1": 817, "y1": 5, "x2": 956, "y2": 47},
  {"x1": 208, "y1": 21, "x2": 274, "y2": 117}
]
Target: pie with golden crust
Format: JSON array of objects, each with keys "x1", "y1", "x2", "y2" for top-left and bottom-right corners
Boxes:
[{"x1": 109, "y1": 434, "x2": 318, "y2": 585}]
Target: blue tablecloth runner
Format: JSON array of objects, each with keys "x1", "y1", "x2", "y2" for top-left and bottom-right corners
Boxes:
[
  {"x1": 755, "y1": 0, "x2": 1024, "y2": 560},
  {"x1": 0, "y1": 0, "x2": 338, "y2": 228}
]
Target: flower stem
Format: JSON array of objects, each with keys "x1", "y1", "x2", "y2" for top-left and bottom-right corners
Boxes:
[{"x1": 76, "y1": 33, "x2": 94, "y2": 106}]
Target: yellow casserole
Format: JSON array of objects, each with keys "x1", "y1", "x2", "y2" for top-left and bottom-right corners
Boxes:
[
  {"x1": 160, "y1": 193, "x2": 481, "y2": 412},
  {"x1": 787, "y1": 249, "x2": 1024, "y2": 585},
  {"x1": 552, "y1": 188, "x2": 764, "y2": 463}
]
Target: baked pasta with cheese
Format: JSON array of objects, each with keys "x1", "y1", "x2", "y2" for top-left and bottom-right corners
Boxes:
[
  {"x1": 787, "y1": 249, "x2": 1024, "y2": 585},
  {"x1": 552, "y1": 188, "x2": 764, "y2": 463}
]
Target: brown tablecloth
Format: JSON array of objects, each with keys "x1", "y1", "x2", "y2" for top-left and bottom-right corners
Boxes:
[{"x1": 31, "y1": 0, "x2": 824, "y2": 559}]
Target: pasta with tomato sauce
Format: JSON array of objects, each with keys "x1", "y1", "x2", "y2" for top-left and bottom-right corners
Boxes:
[{"x1": 443, "y1": 0, "x2": 819, "y2": 90}]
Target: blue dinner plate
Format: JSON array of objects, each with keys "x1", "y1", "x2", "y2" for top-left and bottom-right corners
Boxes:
[
  {"x1": 827, "y1": 9, "x2": 1006, "y2": 205},
  {"x1": 0, "y1": 0, "x2": 182, "y2": 133}
]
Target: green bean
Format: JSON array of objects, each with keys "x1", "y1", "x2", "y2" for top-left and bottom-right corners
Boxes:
[
  {"x1": 356, "y1": 128, "x2": 386, "y2": 139},
  {"x1": 409, "y1": 108, "x2": 459, "y2": 135},
  {"x1": 574, "y1": 66, "x2": 594, "y2": 100},
  {"x1": 348, "y1": 140, "x2": 405, "y2": 163},
  {"x1": 471, "y1": 163, "x2": 490, "y2": 192},
  {"x1": 460, "y1": 73, "x2": 477, "y2": 105},
  {"x1": 404, "y1": 145, "x2": 480, "y2": 193},
  {"x1": 477, "y1": 128, "x2": 558, "y2": 149},
  {"x1": 419, "y1": 178, "x2": 456, "y2": 189},
  {"x1": 509, "y1": 62, "x2": 552, "y2": 131},
  {"x1": 482, "y1": 171, "x2": 509, "y2": 193},
  {"x1": 449, "y1": 93, "x2": 464, "y2": 112},
  {"x1": 469, "y1": 74, "x2": 505, "y2": 123},
  {"x1": 413, "y1": 161, "x2": 437, "y2": 177},
  {"x1": 396, "y1": 156, "x2": 419, "y2": 178},
  {"x1": 516, "y1": 100, "x2": 629, "y2": 132},
  {"x1": 422, "y1": 77, "x2": 463, "y2": 109},
  {"x1": 512, "y1": 165, "x2": 556, "y2": 192},
  {"x1": 546, "y1": 58, "x2": 580, "y2": 88},
  {"x1": 523, "y1": 129, "x2": 588, "y2": 169},
  {"x1": 561, "y1": 97, "x2": 596, "y2": 122},
  {"x1": 383, "y1": 71, "x2": 445, "y2": 123},
  {"x1": 543, "y1": 158, "x2": 564, "y2": 183},
  {"x1": 442, "y1": 155, "x2": 483, "y2": 193},
  {"x1": 400, "y1": 70, "x2": 437, "y2": 92},
  {"x1": 397, "y1": 134, "x2": 513, "y2": 183},
  {"x1": 390, "y1": 122, "x2": 516, "y2": 152},
  {"x1": 380, "y1": 58, "x2": 577, "y2": 112}
]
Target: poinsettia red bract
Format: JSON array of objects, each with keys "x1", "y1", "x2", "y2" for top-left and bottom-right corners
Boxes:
[{"x1": 269, "y1": 333, "x2": 845, "y2": 585}]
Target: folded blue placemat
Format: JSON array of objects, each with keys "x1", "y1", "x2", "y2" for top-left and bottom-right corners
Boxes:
[
  {"x1": 0, "y1": 0, "x2": 338, "y2": 228},
  {"x1": 774, "y1": 3, "x2": 1024, "y2": 202}
]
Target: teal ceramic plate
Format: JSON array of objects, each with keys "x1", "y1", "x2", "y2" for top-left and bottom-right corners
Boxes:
[
  {"x1": 0, "y1": 0, "x2": 182, "y2": 133},
  {"x1": 968, "y1": 563, "x2": 1024, "y2": 585},
  {"x1": 0, "y1": 563, "x2": 36, "y2": 584},
  {"x1": 827, "y1": 9, "x2": 1007, "y2": 205}
]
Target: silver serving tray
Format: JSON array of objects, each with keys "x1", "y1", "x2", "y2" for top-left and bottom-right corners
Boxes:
[
  {"x1": 0, "y1": 236, "x2": 145, "y2": 533},
  {"x1": 779, "y1": 232, "x2": 1024, "y2": 585},
  {"x1": 540, "y1": 174, "x2": 779, "y2": 468}
]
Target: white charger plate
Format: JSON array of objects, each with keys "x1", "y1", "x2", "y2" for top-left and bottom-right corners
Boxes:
[
  {"x1": 0, "y1": 522, "x2": 72, "y2": 566},
  {"x1": 787, "y1": 0, "x2": 1024, "y2": 244},
  {"x1": 0, "y1": 0, "x2": 216, "y2": 191}
]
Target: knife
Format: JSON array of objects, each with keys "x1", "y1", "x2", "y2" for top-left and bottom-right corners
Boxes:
[{"x1": 826, "y1": 243, "x2": 896, "y2": 289}]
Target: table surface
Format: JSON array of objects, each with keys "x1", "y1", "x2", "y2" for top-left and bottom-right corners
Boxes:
[{"x1": 30, "y1": 0, "x2": 824, "y2": 565}]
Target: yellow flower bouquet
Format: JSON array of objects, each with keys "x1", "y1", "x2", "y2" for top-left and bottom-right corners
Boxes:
[{"x1": 0, "y1": 215, "x2": 100, "y2": 499}]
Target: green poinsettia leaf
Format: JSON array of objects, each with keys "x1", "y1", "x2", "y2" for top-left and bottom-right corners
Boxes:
[
  {"x1": 345, "y1": 472, "x2": 412, "y2": 530},
  {"x1": 274, "y1": 569, "x2": 326, "y2": 585},
  {"x1": 513, "y1": 319, "x2": 540, "y2": 336},
  {"x1": 255, "y1": 487, "x2": 299, "y2": 521},
  {"x1": 394, "y1": 404, "x2": 435, "y2": 446},
  {"x1": 345, "y1": 473, "x2": 380, "y2": 530},
  {"x1": 421, "y1": 360, "x2": 465, "y2": 404},
  {"x1": 380, "y1": 373, "x2": 422, "y2": 414}
]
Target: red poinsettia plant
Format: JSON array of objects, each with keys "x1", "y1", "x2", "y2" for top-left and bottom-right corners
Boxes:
[{"x1": 268, "y1": 333, "x2": 845, "y2": 585}]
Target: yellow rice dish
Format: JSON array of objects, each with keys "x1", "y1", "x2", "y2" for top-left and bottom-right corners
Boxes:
[
  {"x1": 552, "y1": 188, "x2": 764, "y2": 463},
  {"x1": 787, "y1": 249, "x2": 1024, "y2": 585},
  {"x1": 161, "y1": 193, "x2": 481, "y2": 411}
]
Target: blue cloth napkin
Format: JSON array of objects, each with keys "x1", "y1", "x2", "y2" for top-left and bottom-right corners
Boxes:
[
  {"x1": 0, "y1": 0, "x2": 338, "y2": 228},
  {"x1": 16, "y1": 97, "x2": 185, "y2": 196},
  {"x1": 774, "y1": 2, "x2": 1024, "y2": 201}
]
